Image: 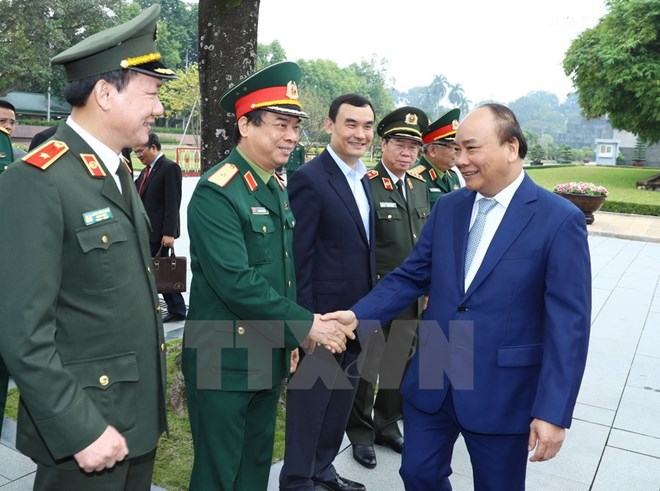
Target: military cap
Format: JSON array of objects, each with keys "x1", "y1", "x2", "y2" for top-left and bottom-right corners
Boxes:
[
  {"x1": 423, "y1": 108, "x2": 461, "y2": 144},
  {"x1": 219, "y1": 61, "x2": 308, "y2": 120},
  {"x1": 51, "y1": 4, "x2": 176, "y2": 81},
  {"x1": 377, "y1": 106, "x2": 429, "y2": 143}
]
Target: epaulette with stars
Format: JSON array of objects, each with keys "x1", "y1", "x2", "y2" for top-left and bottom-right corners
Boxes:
[
  {"x1": 208, "y1": 163, "x2": 239, "y2": 188},
  {"x1": 366, "y1": 169, "x2": 379, "y2": 180},
  {"x1": 407, "y1": 170, "x2": 426, "y2": 182},
  {"x1": 408, "y1": 164, "x2": 426, "y2": 176},
  {"x1": 22, "y1": 140, "x2": 69, "y2": 170}
]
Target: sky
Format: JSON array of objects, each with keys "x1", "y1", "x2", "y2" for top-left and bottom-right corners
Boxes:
[{"x1": 257, "y1": 0, "x2": 609, "y2": 105}]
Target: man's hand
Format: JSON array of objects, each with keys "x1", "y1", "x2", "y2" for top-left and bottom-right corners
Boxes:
[
  {"x1": 290, "y1": 348, "x2": 300, "y2": 373},
  {"x1": 161, "y1": 235, "x2": 175, "y2": 248},
  {"x1": 320, "y1": 310, "x2": 358, "y2": 330},
  {"x1": 304, "y1": 313, "x2": 357, "y2": 353},
  {"x1": 74, "y1": 425, "x2": 129, "y2": 473},
  {"x1": 528, "y1": 418, "x2": 565, "y2": 462}
]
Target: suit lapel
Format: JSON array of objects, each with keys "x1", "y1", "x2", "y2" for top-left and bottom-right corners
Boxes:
[{"x1": 464, "y1": 176, "x2": 537, "y2": 298}]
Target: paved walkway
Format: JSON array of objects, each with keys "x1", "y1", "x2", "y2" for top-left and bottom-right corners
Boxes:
[{"x1": 2, "y1": 177, "x2": 659, "y2": 490}]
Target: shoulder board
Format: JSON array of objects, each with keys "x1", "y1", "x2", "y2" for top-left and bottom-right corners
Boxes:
[
  {"x1": 120, "y1": 155, "x2": 132, "y2": 173},
  {"x1": 0, "y1": 127, "x2": 9, "y2": 136},
  {"x1": 22, "y1": 140, "x2": 69, "y2": 170},
  {"x1": 80, "y1": 154, "x2": 106, "y2": 177},
  {"x1": 408, "y1": 164, "x2": 426, "y2": 175},
  {"x1": 407, "y1": 171, "x2": 426, "y2": 182},
  {"x1": 208, "y1": 163, "x2": 239, "y2": 188},
  {"x1": 366, "y1": 169, "x2": 379, "y2": 180}
]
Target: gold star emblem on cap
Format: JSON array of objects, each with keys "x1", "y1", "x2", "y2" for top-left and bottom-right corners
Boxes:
[
  {"x1": 452, "y1": 119, "x2": 459, "y2": 129},
  {"x1": 405, "y1": 113, "x2": 418, "y2": 125},
  {"x1": 286, "y1": 81, "x2": 299, "y2": 100}
]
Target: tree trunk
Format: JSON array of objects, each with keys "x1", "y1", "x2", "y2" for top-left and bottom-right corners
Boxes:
[{"x1": 198, "y1": 0, "x2": 260, "y2": 173}]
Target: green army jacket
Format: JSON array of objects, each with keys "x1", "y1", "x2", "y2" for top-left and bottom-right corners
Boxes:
[
  {"x1": 411, "y1": 155, "x2": 462, "y2": 208},
  {"x1": 0, "y1": 124, "x2": 167, "y2": 469},
  {"x1": 182, "y1": 147, "x2": 313, "y2": 392}
]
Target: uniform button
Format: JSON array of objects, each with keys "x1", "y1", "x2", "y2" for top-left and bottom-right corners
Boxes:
[
  {"x1": 160, "y1": 343, "x2": 166, "y2": 351},
  {"x1": 99, "y1": 375, "x2": 109, "y2": 386},
  {"x1": 288, "y1": 280, "x2": 292, "y2": 287},
  {"x1": 387, "y1": 214, "x2": 392, "y2": 220},
  {"x1": 237, "y1": 326, "x2": 246, "y2": 335},
  {"x1": 262, "y1": 225, "x2": 267, "y2": 233},
  {"x1": 457, "y1": 305, "x2": 468, "y2": 312},
  {"x1": 292, "y1": 220, "x2": 295, "y2": 227},
  {"x1": 147, "y1": 266, "x2": 152, "y2": 274},
  {"x1": 376, "y1": 274, "x2": 381, "y2": 280},
  {"x1": 285, "y1": 251, "x2": 289, "y2": 258},
  {"x1": 101, "y1": 235, "x2": 108, "y2": 244},
  {"x1": 413, "y1": 234, "x2": 417, "y2": 239},
  {"x1": 156, "y1": 306, "x2": 161, "y2": 313}
]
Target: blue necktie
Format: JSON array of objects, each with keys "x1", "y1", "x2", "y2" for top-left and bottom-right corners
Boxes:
[{"x1": 464, "y1": 198, "x2": 497, "y2": 278}]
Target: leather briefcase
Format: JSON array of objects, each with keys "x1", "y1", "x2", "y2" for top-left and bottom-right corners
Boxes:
[{"x1": 153, "y1": 245, "x2": 187, "y2": 293}]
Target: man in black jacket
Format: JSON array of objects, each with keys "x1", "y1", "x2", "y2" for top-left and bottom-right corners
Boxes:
[{"x1": 135, "y1": 132, "x2": 186, "y2": 322}]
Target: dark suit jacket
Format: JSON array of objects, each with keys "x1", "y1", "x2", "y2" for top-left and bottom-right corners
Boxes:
[
  {"x1": 352, "y1": 173, "x2": 591, "y2": 434},
  {"x1": 288, "y1": 149, "x2": 376, "y2": 324},
  {"x1": 0, "y1": 123, "x2": 167, "y2": 468},
  {"x1": 135, "y1": 154, "x2": 182, "y2": 245}
]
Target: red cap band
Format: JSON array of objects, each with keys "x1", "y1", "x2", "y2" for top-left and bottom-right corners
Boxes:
[{"x1": 234, "y1": 85, "x2": 302, "y2": 119}]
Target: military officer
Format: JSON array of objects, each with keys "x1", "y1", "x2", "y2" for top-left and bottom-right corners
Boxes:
[
  {"x1": 348, "y1": 106, "x2": 430, "y2": 468},
  {"x1": 285, "y1": 142, "x2": 306, "y2": 176},
  {"x1": 182, "y1": 62, "x2": 356, "y2": 491},
  {"x1": 0, "y1": 6, "x2": 175, "y2": 489},
  {"x1": 410, "y1": 108, "x2": 464, "y2": 208}
]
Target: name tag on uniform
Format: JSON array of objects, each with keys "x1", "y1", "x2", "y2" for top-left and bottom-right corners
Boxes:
[
  {"x1": 251, "y1": 206, "x2": 269, "y2": 215},
  {"x1": 82, "y1": 207, "x2": 113, "y2": 226},
  {"x1": 379, "y1": 202, "x2": 397, "y2": 208},
  {"x1": 429, "y1": 188, "x2": 442, "y2": 193}
]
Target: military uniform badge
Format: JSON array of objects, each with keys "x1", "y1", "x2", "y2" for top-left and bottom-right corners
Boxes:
[
  {"x1": 209, "y1": 163, "x2": 239, "y2": 188},
  {"x1": 22, "y1": 140, "x2": 69, "y2": 170},
  {"x1": 243, "y1": 171, "x2": 258, "y2": 192},
  {"x1": 382, "y1": 177, "x2": 393, "y2": 190},
  {"x1": 366, "y1": 169, "x2": 379, "y2": 180},
  {"x1": 80, "y1": 154, "x2": 107, "y2": 177}
]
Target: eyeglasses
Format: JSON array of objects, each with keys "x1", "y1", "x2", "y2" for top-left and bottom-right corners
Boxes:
[
  {"x1": 133, "y1": 147, "x2": 148, "y2": 157},
  {"x1": 388, "y1": 139, "x2": 421, "y2": 154},
  {"x1": 0, "y1": 118, "x2": 18, "y2": 127}
]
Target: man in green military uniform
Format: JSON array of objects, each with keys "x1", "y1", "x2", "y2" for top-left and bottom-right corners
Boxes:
[
  {"x1": 182, "y1": 61, "x2": 356, "y2": 491},
  {"x1": 286, "y1": 142, "x2": 306, "y2": 175},
  {"x1": 410, "y1": 108, "x2": 464, "y2": 208},
  {"x1": 0, "y1": 6, "x2": 175, "y2": 489},
  {"x1": 348, "y1": 106, "x2": 430, "y2": 468}
]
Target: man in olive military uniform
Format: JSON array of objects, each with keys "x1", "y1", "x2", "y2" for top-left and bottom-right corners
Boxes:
[
  {"x1": 410, "y1": 108, "x2": 464, "y2": 208},
  {"x1": 348, "y1": 106, "x2": 430, "y2": 469},
  {"x1": 182, "y1": 62, "x2": 356, "y2": 491},
  {"x1": 0, "y1": 6, "x2": 176, "y2": 489},
  {"x1": 286, "y1": 142, "x2": 306, "y2": 176}
]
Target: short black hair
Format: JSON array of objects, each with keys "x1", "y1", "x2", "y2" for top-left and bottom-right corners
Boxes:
[
  {"x1": 328, "y1": 93, "x2": 375, "y2": 122},
  {"x1": 232, "y1": 109, "x2": 266, "y2": 145},
  {"x1": 146, "y1": 132, "x2": 161, "y2": 151},
  {"x1": 0, "y1": 100, "x2": 17, "y2": 113},
  {"x1": 64, "y1": 69, "x2": 139, "y2": 107},
  {"x1": 479, "y1": 103, "x2": 528, "y2": 159}
]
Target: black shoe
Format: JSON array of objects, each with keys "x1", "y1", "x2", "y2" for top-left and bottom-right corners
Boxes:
[
  {"x1": 162, "y1": 313, "x2": 186, "y2": 323},
  {"x1": 314, "y1": 474, "x2": 366, "y2": 491},
  {"x1": 375, "y1": 434, "x2": 404, "y2": 454},
  {"x1": 352, "y1": 444, "x2": 377, "y2": 469}
]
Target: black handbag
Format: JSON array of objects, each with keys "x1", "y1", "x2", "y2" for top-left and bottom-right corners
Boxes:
[{"x1": 153, "y1": 245, "x2": 187, "y2": 293}]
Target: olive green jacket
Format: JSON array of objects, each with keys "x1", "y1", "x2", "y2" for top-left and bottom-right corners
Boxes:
[
  {"x1": 182, "y1": 148, "x2": 313, "y2": 392},
  {"x1": 0, "y1": 124, "x2": 167, "y2": 469},
  {"x1": 368, "y1": 161, "x2": 430, "y2": 279},
  {"x1": 411, "y1": 156, "x2": 462, "y2": 208}
]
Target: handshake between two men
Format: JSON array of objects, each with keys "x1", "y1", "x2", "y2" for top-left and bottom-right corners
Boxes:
[{"x1": 300, "y1": 310, "x2": 359, "y2": 354}]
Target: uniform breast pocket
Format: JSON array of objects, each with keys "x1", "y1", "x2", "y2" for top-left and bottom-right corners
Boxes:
[
  {"x1": 246, "y1": 214, "x2": 275, "y2": 265},
  {"x1": 416, "y1": 207, "x2": 430, "y2": 220},
  {"x1": 75, "y1": 219, "x2": 129, "y2": 293},
  {"x1": 64, "y1": 352, "x2": 140, "y2": 433},
  {"x1": 376, "y1": 208, "x2": 402, "y2": 242}
]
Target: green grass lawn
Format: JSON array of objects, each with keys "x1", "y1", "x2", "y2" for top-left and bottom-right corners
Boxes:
[{"x1": 526, "y1": 165, "x2": 659, "y2": 215}]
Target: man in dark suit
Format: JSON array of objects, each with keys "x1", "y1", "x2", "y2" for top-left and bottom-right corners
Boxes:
[
  {"x1": 324, "y1": 103, "x2": 591, "y2": 490},
  {"x1": 134, "y1": 132, "x2": 186, "y2": 322},
  {"x1": 0, "y1": 6, "x2": 176, "y2": 489},
  {"x1": 348, "y1": 107, "x2": 430, "y2": 468},
  {"x1": 280, "y1": 93, "x2": 377, "y2": 491}
]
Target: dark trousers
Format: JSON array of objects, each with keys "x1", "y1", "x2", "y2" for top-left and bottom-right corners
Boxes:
[
  {"x1": 33, "y1": 449, "x2": 157, "y2": 491},
  {"x1": 347, "y1": 305, "x2": 418, "y2": 444},
  {"x1": 186, "y1": 382, "x2": 280, "y2": 491},
  {"x1": 400, "y1": 392, "x2": 529, "y2": 491},
  {"x1": 0, "y1": 357, "x2": 8, "y2": 439},
  {"x1": 280, "y1": 349, "x2": 360, "y2": 490},
  {"x1": 150, "y1": 243, "x2": 186, "y2": 317}
]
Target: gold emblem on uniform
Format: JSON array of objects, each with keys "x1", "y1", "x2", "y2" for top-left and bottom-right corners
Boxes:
[
  {"x1": 405, "y1": 113, "x2": 418, "y2": 125},
  {"x1": 286, "y1": 81, "x2": 299, "y2": 100},
  {"x1": 209, "y1": 163, "x2": 239, "y2": 188}
]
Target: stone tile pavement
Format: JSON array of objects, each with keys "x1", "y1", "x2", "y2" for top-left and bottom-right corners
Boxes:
[{"x1": 2, "y1": 177, "x2": 659, "y2": 489}]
